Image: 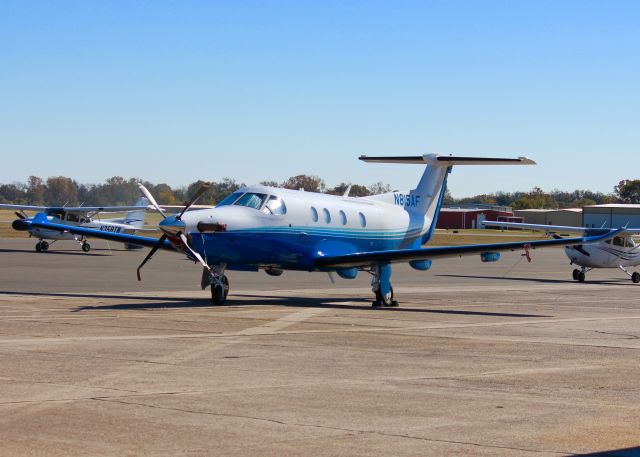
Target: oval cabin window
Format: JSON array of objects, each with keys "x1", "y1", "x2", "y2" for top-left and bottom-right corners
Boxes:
[
  {"x1": 323, "y1": 208, "x2": 331, "y2": 223},
  {"x1": 311, "y1": 207, "x2": 319, "y2": 222},
  {"x1": 339, "y1": 210, "x2": 347, "y2": 225},
  {"x1": 359, "y1": 212, "x2": 366, "y2": 227}
]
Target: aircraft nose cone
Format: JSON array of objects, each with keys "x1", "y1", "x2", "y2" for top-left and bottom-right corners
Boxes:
[
  {"x1": 159, "y1": 216, "x2": 186, "y2": 236},
  {"x1": 12, "y1": 219, "x2": 30, "y2": 231}
]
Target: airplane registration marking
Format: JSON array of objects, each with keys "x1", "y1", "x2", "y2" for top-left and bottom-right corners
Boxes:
[
  {"x1": 100, "y1": 225, "x2": 122, "y2": 233},
  {"x1": 394, "y1": 193, "x2": 420, "y2": 207}
]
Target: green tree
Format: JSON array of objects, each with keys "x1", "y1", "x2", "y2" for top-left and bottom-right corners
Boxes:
[
  {"x1": 614, "y1": 179, "x2": 640, "y2": 204},
  {"x1": 25, "y1": 176, "x2": 46, "y2": 205},
  {"x1": 281, "y1": 175, "x2": 325, "y2": 192},
  {"x1": 44, "y1": 176, "x2": 78, "y2": 205}
]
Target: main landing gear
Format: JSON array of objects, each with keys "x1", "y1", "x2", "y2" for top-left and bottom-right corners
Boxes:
[
  {"x1": 573, "y1": 266, "x2": 640, "y2": 283},
  {"x1": 619, "y1": 266, "x2": 640, "y2": 284},
  {"x1": 202, "y1": 265, "x2": 229, "y2": 305},
  {"x1": 371, "y1": 263, "x2": 398, "y2": 307},
  {"x1": 35, "y1": 240, "x2": 49, "y2": 252},
  {"x1": 81, "y1": 241, "x2": 91, "y2": 252}
]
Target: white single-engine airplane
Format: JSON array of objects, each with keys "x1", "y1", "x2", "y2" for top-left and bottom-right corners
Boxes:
[
  {"x1": 21, "y1": 154, "x2": 622, "y2": 306},
  {"x1": 3, "y1": 198, "x2": 151, "y2": 252},
  {"x1": 482, "y1": 220, "x2": 640, "y2": 283}
]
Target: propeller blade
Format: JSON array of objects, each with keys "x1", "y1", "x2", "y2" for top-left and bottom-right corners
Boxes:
[
  {"x1": 178, "y1": 183, "x2": 211, "y2": 219},
  {"x1": 138, "y1": 183, "x2": 166, "y2": 218},
  {"x1": 14, "y1": 212, "x2": 25, "y2": 219},
  {"x1": 136, "y1": 234, "x2": 167, "y2": 281},
  {"x1": 179, "y1": 233, "x2": 211, "y2": 271}
]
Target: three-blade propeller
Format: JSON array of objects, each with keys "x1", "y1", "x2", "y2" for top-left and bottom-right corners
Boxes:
[{"x1": 135, "y1": 182, "x2": 211, "y2": 280}]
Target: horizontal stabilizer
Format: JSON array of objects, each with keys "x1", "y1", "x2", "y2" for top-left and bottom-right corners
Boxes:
[{"x1": 359, "y1": 153, "x2": 535, "y2": 166}]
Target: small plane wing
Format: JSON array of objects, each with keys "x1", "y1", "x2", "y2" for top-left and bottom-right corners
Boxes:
[
  {"x1": 0, "y1": 203, "x2": 154, "y2": 214},
  {"x1": 481, "y1": 220, "x2": 640, "y2": 236},
  {"x1": 26, "y1": 213, "x2": 173, "y2": 250},
  {"x1": 315, "y1": 230, "x2": 624, "y2": 268}
]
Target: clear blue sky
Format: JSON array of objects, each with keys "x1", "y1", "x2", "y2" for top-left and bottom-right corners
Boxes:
[{"x1": 1, "y1": 1, "x2": 638, "y2": 197}]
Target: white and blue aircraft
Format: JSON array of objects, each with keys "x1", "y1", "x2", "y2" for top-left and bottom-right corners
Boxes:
[
  {"x1": 21, "y1": 154, "x2": 622, "y2": 306},
  {"x1": 3, "y1": 198, "x2": 151, "y2": 252},
  {"x1": 482, "y1": 220, "x2": 640, "y2": 283}
]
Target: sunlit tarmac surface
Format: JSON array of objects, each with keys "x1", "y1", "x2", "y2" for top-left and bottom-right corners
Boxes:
[{"x1": 1, "y1": 238, "x2": 640, "y2": 456}]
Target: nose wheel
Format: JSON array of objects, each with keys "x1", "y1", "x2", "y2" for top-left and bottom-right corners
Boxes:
[
  {"x1": 81, "y1": 242, "x2": 91, "y2": 252},
  {"x1": 35, "y1": 240, "x2": 49, "y2": 252},
  {"x1": 210, "y1": 274, "x2": 229, "y2": 305},
  {"x1": 572, "y1": 268, "x2": 586, "y2": 282}
]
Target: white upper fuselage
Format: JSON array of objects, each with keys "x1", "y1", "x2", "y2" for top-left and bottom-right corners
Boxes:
[{"x1": 565, "y1": 236, "x2": 640, "y2": 268}]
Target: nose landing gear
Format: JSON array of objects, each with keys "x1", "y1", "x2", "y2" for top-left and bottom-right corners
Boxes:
[
  {"x1": 202, "y1": 265, "x2": 229, "y2": 305},
  {"x1": 35, "y1": 240, "x2": 49, "y2": 252}
]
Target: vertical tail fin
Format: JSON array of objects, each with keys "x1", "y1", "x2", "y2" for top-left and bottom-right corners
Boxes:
[
  {"x1": 124, "y1": 197, "x2": 149, "y2": 229},
  {"x1": 359, "y1": 153, "x2": 535, "y2": 243}
]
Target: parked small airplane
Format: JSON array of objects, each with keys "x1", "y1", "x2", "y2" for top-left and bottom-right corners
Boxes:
[
  {"x1": 2, "y1": 198, "x2": 152, "y2": 252},
  {"x1": 482, "y1": 220, "x2": 640, "y2": 283},
  {"x1": 21, "y1": 154, "x2": 621, "y2": 305}
]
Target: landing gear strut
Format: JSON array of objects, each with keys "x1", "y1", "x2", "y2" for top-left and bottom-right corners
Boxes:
[
  {"x1": 619, "y1": 266, "x2": 640, "y2": 284},
  {"x1": 203, "y1": 265, "x2": 229, "y2": 305},
  {"x1": 371, "y1": 263, "x2": 398, "y2": 307}
]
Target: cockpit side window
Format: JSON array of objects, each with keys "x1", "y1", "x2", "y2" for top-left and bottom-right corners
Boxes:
[
  {"x1": 66, "y1": 213, "x2": 80, "y2": 222},
  {"x1": 216, "y1": 192, "x2": 243, "y2": 207},
  {"x1": 613, "y1": 236, "x2": 625, "y2": 247},
  {"x1": 626, "y1": 238, "x2": 636, "y2": 248},
  {"x1": 263, "y1": 196, "x2": 287, "y2": 215},
  {"x1": 234, "y1": 192, "x2": 267, "y2": 210}
]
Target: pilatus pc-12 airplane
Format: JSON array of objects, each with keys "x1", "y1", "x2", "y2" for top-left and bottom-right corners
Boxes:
[
  {"x1": 2, "y1": 197, "x2": 151, "y2": 252},
  {"x1": 482, "y1": 220, "x2": 640, "y2": 283},
  {"x1": 21, "y1": 154, "x2": 622, "y2": 306}
]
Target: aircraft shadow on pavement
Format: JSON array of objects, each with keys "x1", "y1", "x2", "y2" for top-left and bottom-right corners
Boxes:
[
  {"x1": 572, "y1": 446, "x2": 640, "y2": 456},
  {"x1": 437, "y1": 274, "x2": 629, "y2": 286},
  {"x1": 0, "y1": 248, "x2": 118, "y2": 257},
  {"x1": 0, "y1": 290, "x2": 548, "y2": 318},
  {"x1": 71, "y1": 294, "x2": 547, "y2": 318}
]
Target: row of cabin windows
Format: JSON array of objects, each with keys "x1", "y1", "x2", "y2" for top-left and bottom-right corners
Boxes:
[{"x1": 310, "y1": 207, "x2": 366, "y2": 227}]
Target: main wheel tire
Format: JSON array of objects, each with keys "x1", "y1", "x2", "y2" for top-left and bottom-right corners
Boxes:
[
  {"x1": 374, "y1": 286, "x2": 394, "y2": 307},
  {"x1": 35, "y1": 242, "x2": 42, "y2": 252},
  {"x1": 572, "y1": 269, "x2": 580, "y2": 280},
  {"x1": 578, "y1": 271, "x2": 586, "y2": 282},
  {"x1": 82, "y1": 242, "x2": 91, "y2": 252},
  {"x1": 211, "y1": 275, "x2": 230, "y2": 305},
  {"x1": 632, "y1": 272, "x2": 640, "y2": 284},
  {"x1": 40, "y1": 241, "x2": 49, "y2": 251}
]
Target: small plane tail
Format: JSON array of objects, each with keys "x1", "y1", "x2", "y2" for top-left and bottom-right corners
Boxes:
[
  {"x1": 124, "y1": 197, "x2": 149, "y2": 229},
  {"x1": 359, "y1": 153, "x2": 535, "y2": 243}
]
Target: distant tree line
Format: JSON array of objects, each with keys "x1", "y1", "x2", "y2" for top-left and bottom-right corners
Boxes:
[
  {"x1": 1, "y1": 175, "x2": 638, "y2": 209},
  {"x1": 0, "y1": 175, "x2": 391, "y2": 206}
]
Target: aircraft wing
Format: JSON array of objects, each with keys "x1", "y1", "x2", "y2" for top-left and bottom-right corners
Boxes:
[
  {"x1": 0, "y1": 203, "x2": 154, "y2": 214},
  {"x1": 0, "y1": 204, "x2": 49, "y2": 212},
  {"x1": 315, "y1": 230, "x2": 623, "y2": 269},
  {"x1": 481, "y1": 220, "x2": 640, "y2": 236},
  {"x1": 26, "y1": 213, "x2": 173, "y2": 250},
  {"x1": 481, "y1": 220, "x2": 592, "y2": 234}
]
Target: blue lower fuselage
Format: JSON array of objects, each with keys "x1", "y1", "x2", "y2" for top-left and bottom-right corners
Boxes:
[{"x1": 188, "y1": 226, "x2": 425, "y2": 272}]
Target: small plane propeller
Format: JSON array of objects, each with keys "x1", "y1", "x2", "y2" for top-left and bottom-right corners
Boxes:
[
  {"x1": 135, "y1": 182, "x2": 211, "y2": 281},
  {"x1": 14, "y1": 211, "x2": 26, "y2": 220}
]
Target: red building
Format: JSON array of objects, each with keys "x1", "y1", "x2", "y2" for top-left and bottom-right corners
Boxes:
[{"x1": 436, "y1": 207, "x2": 521, "y2": 229}]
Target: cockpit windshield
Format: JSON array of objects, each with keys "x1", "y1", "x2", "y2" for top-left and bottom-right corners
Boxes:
[
  {"x1": 234, "y1": 193, "x2": 267, "y2": 210},
  {"x1": 263, "y1": 195, "x2": 287, "y2": 215},
  {"x1": 216, "y1": 192, "x2": 243, "y2": 207}
]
